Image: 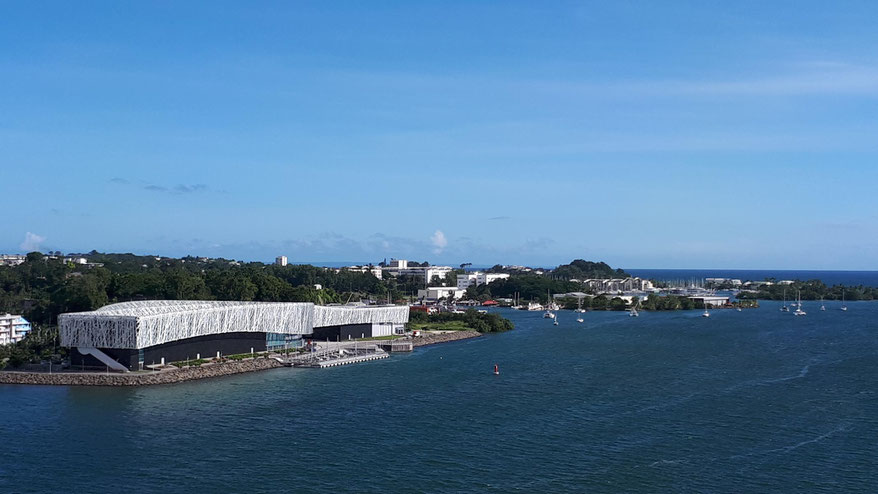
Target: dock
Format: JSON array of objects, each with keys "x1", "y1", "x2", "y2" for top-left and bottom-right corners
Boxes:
[
  {"x1": 376, "y1": 340, "x2": 413, "y2": 352},
  {"x1": 291, "y1": 351, "x2": 389, "y2": 368}
]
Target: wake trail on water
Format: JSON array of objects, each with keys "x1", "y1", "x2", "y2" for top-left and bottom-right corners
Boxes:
[
  {"x1": 724, "y1": 358, "x2": 828, "y2": 393},
  {"x1": 649, "y1": 423, "x2": 851, "y2": 469}
]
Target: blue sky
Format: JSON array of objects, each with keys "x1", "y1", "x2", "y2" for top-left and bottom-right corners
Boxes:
[{"x1": 3, "y1": 1, "x2": 878, "y2": 269}]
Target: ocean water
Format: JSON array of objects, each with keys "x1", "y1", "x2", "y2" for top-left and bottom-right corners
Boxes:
[
  {"x1": 2, "y1": 304, "x2": 877, "y2": 493},
  {"x1": 628, "y1": 268, "x2": 878, "y2": 287}
]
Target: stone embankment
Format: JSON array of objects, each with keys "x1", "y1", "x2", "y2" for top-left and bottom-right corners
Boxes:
[
  {"x1": 0, "y1": 357, "x2": 283, "y2": 387},
  {"x1": 412, "y1": 330, "x2": 481, "y2": 347}
]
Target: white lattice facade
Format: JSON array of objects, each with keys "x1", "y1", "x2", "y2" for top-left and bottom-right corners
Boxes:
[{"x1": 60, "y1": 300, "x2": 409, "y2": 350}]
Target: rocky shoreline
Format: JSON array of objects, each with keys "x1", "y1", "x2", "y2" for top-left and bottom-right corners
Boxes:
[
  {"x1": 0, "y1": 357, "x2": 283, "y2": 387},
  {"x1": 412, "y1": 330, "x2": 481, "y2": 347}
]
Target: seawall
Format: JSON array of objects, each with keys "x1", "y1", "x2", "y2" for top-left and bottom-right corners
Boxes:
[{"x1": 0, "y1": 357, "x2": 283, "y2": 387}]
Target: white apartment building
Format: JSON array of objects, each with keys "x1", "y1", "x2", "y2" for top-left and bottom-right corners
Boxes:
[
  {"x1": 456, "y1": 272, "x2": 510, "y2": 290},
  {"x1": 275, "y1": 256, "x2": 288, "y2": 267},
  {"x1": 417, "y1": 287, "x2": 467, "y2": 303},
  {"x1": 382, "y1": 259, "x2": 453, "y2": 283},
  {"x1": 342, "y1": 265, "x2": 383, "y2": 279},
  {"x1": 0, "y1": 314, "x2": 31, "y2": 345}
]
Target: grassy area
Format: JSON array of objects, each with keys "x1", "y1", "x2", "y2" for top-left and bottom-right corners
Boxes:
[
  {"x1": 357, "y1": 335, "x2": 405, "y2": 341},
  {"x1": 171, "y1": 358, "x2": 207, "y2": 368}
]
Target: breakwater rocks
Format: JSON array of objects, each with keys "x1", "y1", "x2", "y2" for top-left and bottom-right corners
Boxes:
[
  {"x1": 413, "y1": 330, "x2": 481, "y2": 347},
  {"x1": 0, "y1": 358, "x2": 283, "y2": 387}
]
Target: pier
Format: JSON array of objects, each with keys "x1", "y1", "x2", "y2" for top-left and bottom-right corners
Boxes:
[
  {"x1": 292, "y1": 351, "x2": 389, "y2": 368},
  {"x1": 275, "y1": 341, "x2": 392, "y2": 369}
]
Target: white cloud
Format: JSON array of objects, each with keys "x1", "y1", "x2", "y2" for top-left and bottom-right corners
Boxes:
[
  {"x1": 430, "y1": 230, "x2": 448, "y2": 254},
  {"x1": 20, "y1": 232, "x2": 46, "y2": 252}
]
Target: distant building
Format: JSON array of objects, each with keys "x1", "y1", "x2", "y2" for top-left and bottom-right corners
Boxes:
[
  {"x1": 417, "y1": 287, "x2": 466, "y2": 303},
  {"x1": 62, "y1": 257, "x2": 104, "y2": 268},
  {"x1": 341, "y1": 265, "x2": 383, "y2": 280},
  {"x1": 0, "y1": 255, "x2": 27, "y2": 266},
  {"x1": 383, "y1": 259, "x2": 453, "y2": 283},
  {"x1": 706, "y1": 278, "x2": 742, "y2": 286},
  {"x1": 582, "y1": 277, "x2": 654, "y2": 293},
  {"x1": 0, "y1": 314, "x2": 31, "y2": 345},
  {"x1": 275, "y1": 256, "x2": 288, "y2": 267},
  {"x1": 456, "y1": 272, "x2": 510, "y2": 290}
]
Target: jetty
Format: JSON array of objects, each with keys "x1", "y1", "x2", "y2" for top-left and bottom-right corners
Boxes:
[{"x1": 291, "y1": 350, "x2": 389, "y2": 368}]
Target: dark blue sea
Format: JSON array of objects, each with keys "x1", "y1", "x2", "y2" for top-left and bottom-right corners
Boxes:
[
  {"x1": 628, "y1": 269, "x2": 878, "y2": 287},
  {"x1": 2, "y1": 305, "x2": 877, "y2": 493}
]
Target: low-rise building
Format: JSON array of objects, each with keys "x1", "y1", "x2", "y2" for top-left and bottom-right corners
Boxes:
[
  {"x1": 582, "y1": 277, "x2": 654, "y2": 293},
  {"x1": 383, "y1": 259, "x2": 453, "y2": 283},
  {"x1": 417, "y1": 287, "x2": 466, "y2": 303},
  {"x1": 0, "y1": 255, "x2": 26, "y2": 266},
  {"x1": 688, "y1": 296, "x2": 730, "y2": 307},
  {"x1": 275, "y1": 256, "x2": 288, "y2": 267},
  {"x1": 0, "y1": 314, "x2": 31, "y2": 345},
  {"x1": 456, "y1": 272, "x2": 510, "y2": 290},
  {"x1": 342, "y1": 265, "x2": 383, "y2": 279},
  {"x1": 706, "y1": 278, "x2": 743, "y2": 286}
]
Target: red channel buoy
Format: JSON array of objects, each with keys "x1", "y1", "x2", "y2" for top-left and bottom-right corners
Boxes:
[{"x1": 493, "y1": 364, "x2": 499, "y2": 375}]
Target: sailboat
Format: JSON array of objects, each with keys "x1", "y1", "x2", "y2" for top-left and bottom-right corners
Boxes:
[
  {"x1": 543, "y1": 289, "x2": 556, "y2": 319},
  {"x1": 780, "y1": 289, "x2": 789, "y2": 312},
  {"x1": 576, "y1": 298, "x2": 584, "y2": 323},
  {"x1": 841, "y1": 290, "x2": 848, "y2": 311},
  {"x1": 793, "y1": 290, "x2": 806, "y2": 316},
  {"x1": 553, "y1": 315, "x2": 559, "y2": 326},
  {"x1": 511, "y1": 292, "x2": 523, "y2": 310},
  {"x1": 702, "y1": 302, "x2": 710, "y2": 317},
  {"x1": 820, "y1": 296, "x2": 826, "y2": 311}
]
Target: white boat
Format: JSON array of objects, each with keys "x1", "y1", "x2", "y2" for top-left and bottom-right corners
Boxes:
[
  {"x1": 543, "y1": 310, "x2": 556, "y2": 319},
  {"x1": 526, "y1": 302, "x2": 543, "y2": 311},
  {"x1": 702, "y1": 303, "x2": 710, "y2": 317},
  {"x1": 780, "y1": 289, "x2": 789, "y2": 312},
  {"x1": 629, "y1": 307, "x2": 639, "y2": 317},
  {"x1": 820, "y1": 296, "x2": 826, "y2": 311},
  {"x1": 841, "y1": 291, "x2": 848, "y2": 311},
  {"x1": 576, "y1": 298, "x2": 584, "y2": 323},
  {"x1": 576, "y1": 315, "x2": 584, "y2": 323},
  {"x1": 793, "y1": 290, "x2": 806, "y2": 316},
  {"x1": 553, "y1": 316, "x2": 559, "y2": 326}
]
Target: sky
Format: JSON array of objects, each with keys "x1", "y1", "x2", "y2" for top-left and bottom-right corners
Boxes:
[{"x1": 2, "y1": 1, "x2": 878, "y2": 270}]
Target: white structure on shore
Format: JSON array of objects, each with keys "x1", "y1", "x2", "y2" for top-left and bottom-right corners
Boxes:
[
  {"x1": 275, "y1": 256, "x2": 288, "y2": 267},
  {"x1": 342, "y1": 265, "x2": 383, "y2": 279},
  {"x1": 383, "y1": 259, "x2": 453, "y2": 283},
  {"x1": 0, "y1": 314, "x2": 31, "y2": 345},
  {"x1": 417, "y1": 287, "x2": 466, "y2": 303},
  {"x1": 60, "y1": 301, "x2": 409, "y2": 350},
  {"x1": 688, "y1": 295, "x2": 730, "y2": 307},
  {"x1": 456, "y1": 272, "x2": 510, "y2": 290},
  {"x1": 706, "y1": 278, "x2": 742, "y2": 286},
  {"x1": 582, "y1": 277, "x2": 654, "y2": 293}
]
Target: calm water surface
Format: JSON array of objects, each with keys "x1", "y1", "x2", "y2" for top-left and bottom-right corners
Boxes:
[{"x1": 2, "y1": 303, "x2": 877, "y2": 493}]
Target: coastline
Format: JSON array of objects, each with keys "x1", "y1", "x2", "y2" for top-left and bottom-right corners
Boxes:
[
  {"x1": 0, "y1": 330, "x2": 483, "y2": 387},
  {"x1": 412, "y1": 330, "x2": 482, "y2": 347}
]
